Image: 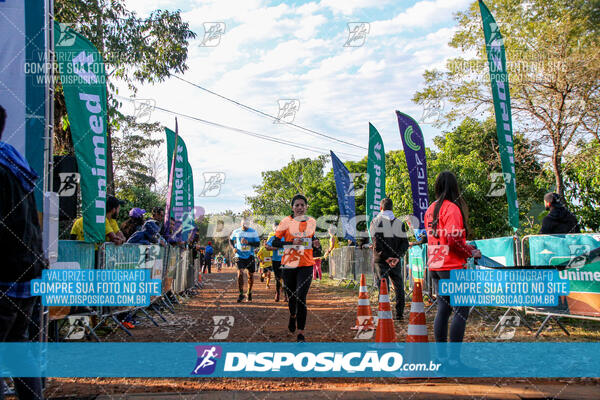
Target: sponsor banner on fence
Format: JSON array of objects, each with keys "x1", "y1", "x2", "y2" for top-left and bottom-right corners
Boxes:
[
  {"x1": 528, "y1": 234, "x2": 600, "y2": 317},
  {"x1": 1, "y1": 343, "x2": 599, "y2": 378}
]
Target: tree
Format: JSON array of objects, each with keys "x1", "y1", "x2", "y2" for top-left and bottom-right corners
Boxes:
[
  {"x1": 54, "y1": 0, "x2": 196, "y2": 191},
  {"x1": 563, "y1": 141, "x2": 600, "y2": 231},
  {"x1": 112, "y1": 116, "x2": 163, "y2": 190},
  {"x1": 428, "y1": 117, "x2": 550, "y2": 238},
  {"x1": 413, "y1": 0, "x2": 600, "y2": 196},
  {"x1": 245, "y1": 155, "x2": 331, "y2": 217},
  {"x1": 247, "y1": 117, "x2": 550, "y2": 239}
]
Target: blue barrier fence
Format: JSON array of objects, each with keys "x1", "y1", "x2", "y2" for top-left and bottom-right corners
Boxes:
[
  {"x1": 48, "y1": 240, "x2": 200, "y2": 340},
  {"x1": 330, "y1": 234, "x2": 600, "y2": 324}
]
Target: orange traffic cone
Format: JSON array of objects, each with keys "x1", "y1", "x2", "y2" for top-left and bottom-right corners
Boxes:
[
  {"x1": 406, "y1": 281, "x2": 428, "y2": 342},
  {"x1": 351, "y1": 274, "x2": 375, "y2": 331},
  {"x1": 375, "y1": 279, "x2": 396, "y2": 342}
]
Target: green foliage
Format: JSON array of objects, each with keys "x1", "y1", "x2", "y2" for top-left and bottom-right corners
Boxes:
[
  {"x1": 112, "y1": 116, "x2": 163, "y2": 190},
  {"x1": 116, "y1": 185, "x2": 165, "y2": 222},
  {"x1": 247, "y1": 117, "x2": 552, "y2": 239},
  {"x1": 563, "y1": 141, "x2": 600, "y2": 231},
  {"x1": 413, "y1": 0, "x2": 600, "y2": 195}
]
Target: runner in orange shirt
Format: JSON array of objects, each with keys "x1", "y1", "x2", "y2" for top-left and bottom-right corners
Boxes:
[{"x1": 271, "y1": 194, "x2": 319, "y2": 342}]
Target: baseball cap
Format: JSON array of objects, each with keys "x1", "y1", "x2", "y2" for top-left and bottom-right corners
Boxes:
[{"x1": 129, "y1": 207, "x2": 146, "y2": 218}]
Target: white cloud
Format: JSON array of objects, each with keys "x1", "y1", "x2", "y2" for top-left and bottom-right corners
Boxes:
[
  {"x1": 371, "y1": 0, "x2": 471, "y2": 35},
  {"x1": 119, "y1": 0, "x2": 474, "y2": 212}
]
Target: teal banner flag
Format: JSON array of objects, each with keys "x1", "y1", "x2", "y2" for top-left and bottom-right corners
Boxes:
[{"x1": 479, "y1": 0, "x2": 519, "y2": 230}]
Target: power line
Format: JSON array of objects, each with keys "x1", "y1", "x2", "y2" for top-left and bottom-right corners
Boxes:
[
  {"x1": 147, "y1": 103, "x2": 362, "y2": 159},
  {"x1": 173, "y1": 75, "x2": 368, "y2": 151}
]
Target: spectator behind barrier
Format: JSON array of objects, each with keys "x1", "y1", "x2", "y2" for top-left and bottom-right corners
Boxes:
[
  {"x1": 540, "y1": 192, "x2": 581, "y2": 234},
  {"x1": 0, "y1": 104, "x2": 45, "y2": 399},
  {"x1": 127, "y1": 220, "x2": 165, "y2": 245},
  {"x1": 71, "y1": 195, "x2": 126, "y2": 244},
  {"x1": 121, "y1": 207, "x2": 146, "y2": 240}
]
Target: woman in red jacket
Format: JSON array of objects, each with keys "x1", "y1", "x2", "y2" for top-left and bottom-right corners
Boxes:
[{"x1": 424, "y1": 172, "x2": 481, "y2": 357}]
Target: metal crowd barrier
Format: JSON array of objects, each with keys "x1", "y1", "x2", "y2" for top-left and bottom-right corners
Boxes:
[
  {"x1": 48, "y1": 240, "x2": 201, "y2": 341},
  {"x1": 521, "y1": 233, "x2": 600, "y2": 336}
]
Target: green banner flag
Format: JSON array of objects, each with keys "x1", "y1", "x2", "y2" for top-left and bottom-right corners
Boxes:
[
  {"x1": 479, "y1": 0, "x2": 519, "y2": 230},
  {"x1": 165, "y1": 128, "x2": 194, "y2": 240},
  {"x1": 54, "y1": 22, "x2": 107, "y2": 242},
  {"x1": 366, "y1": 123, "x2": 386, "y2": 234}
]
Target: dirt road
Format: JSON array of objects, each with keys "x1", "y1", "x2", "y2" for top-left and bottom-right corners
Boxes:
[{"x1": 43, "y1": 267, "x2": 600, "y2": 399}]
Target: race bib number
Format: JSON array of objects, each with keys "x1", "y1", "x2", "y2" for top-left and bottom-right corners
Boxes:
[
  {"x1": 301, "y1": 237, "x2": 312, "y2": 249},
  {"x1": 241, "y1": 245, "x2": 251, "y2": 252},
  {"x1": 264, "y1": 257, "x2": 272, "y2": 263},
  {"x1": 277, "y1": 249, "x2": 284, "y2": 256}
]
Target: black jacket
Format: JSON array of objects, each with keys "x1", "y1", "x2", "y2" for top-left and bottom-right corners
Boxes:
[
  {"x1": 540, "y1": 206, "x2": 581, "y2": 235},
  {"x1": 370, "y1": 214, "x2": 409, "y2": 264},
  {"x1": 0, "y1": 165, "x2": 45, "y2": 282}
]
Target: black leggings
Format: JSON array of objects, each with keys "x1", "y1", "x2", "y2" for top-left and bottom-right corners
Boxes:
[
  {"x1": 282, "y1": 266, "x2": 312, "y2": 330},
  {"x1": 272, "y1": 260, "x2": 282, "y2": 293},
  {"x1": 431, "y1": 270, "x2": 470, "y2": 344}
]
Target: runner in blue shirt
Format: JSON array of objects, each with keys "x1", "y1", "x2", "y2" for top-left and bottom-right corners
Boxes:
[
  {"x1": 229, "y1": 218, "x2": 260, "y2": 302},
  {"x1": 266, "y1": 222, "x2": 287, "y2": 302}
]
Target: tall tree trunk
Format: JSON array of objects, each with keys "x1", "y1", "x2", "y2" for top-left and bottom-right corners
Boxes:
[{"x1": 552, "y1": 150, "x2": 564, "y2": 198}]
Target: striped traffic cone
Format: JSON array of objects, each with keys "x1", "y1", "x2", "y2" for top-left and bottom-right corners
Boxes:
[
  {"x1": 406, "y1": 281, "x2": 428, "y2": 342},
  {"x1": 351, "y1": 274, "x2": 375, "y2": 331},
  {"x1": 375, "y1": 279, "x2": 396, "y2": 342}
]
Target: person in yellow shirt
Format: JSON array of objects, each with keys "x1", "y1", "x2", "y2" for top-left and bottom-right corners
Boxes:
[
  {"x1": 256, "y1": 240, "x2": 273, "y2": 288},
  {"x1": 324, "y1": 226, "x2": 340, "y2": 259},
  {"x1": 69, "y1": 195, "x2": 125, "y2": 244}
]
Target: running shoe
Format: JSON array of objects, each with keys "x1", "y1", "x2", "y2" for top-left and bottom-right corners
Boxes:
[
  {"x1": 247, "y1": 292, "x2": 252, "y2": 302},
  {"x1": 237, "y1": 293, "x2": 245, "y2": 303},
  {"x1": 275, "y1": 292, "x2": 280, "y2": 302},
  {"x1": 122, "y1": 321, "x2": 135, "y2": 329},
  {"x1": 296, "y1": 333, "x2": 305, "y2": 342}
]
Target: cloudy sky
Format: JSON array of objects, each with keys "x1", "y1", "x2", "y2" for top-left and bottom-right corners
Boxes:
[{"x1": 120, "y1": 0, "x2": 474, "y2": 214}]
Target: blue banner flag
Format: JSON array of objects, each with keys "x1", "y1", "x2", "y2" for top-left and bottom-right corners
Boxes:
[
  {"x1": 330, "y1": 151, "x2": 356, "y2": 243},
  {"x1": 396, "y1": 111, "x2": 429, "y2": 235}
]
